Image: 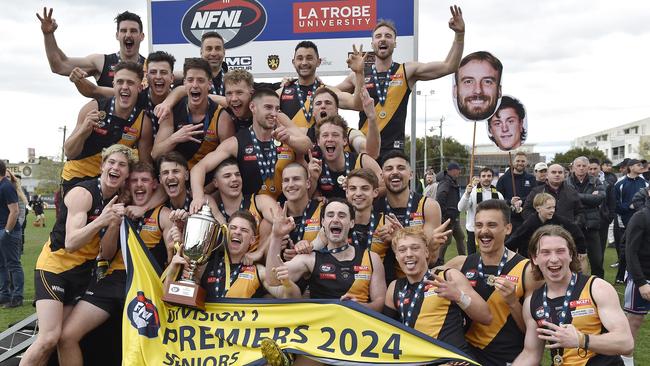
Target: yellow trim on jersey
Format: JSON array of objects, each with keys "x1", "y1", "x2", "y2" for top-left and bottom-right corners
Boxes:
[
  {"x1": 62, "y1": 110, "x2": 144, "y2": 182},
  {"x1": 188, "y1": 106, "x2": 221, "y2": 170},
  {"x1": 36, "y1": 237, "x2": 100, "y2": 274},
  {"x1": 258, "y1": 144, "x2": 295, "y2": 199},
  {"x1": 225, "y1": 264, "x2": 262, "y2": 298},
  {"x1": 345, "y1": 249, "x2": 373, "y2": 303},
  {"x1": 466, "y1": 258, "x2": 528, "y2": 348},
  {"x1": 360, "y1": 64, "x2": 408, "y2": 135}
]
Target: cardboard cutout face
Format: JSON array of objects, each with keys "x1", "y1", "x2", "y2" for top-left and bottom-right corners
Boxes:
[
  {"x1": 486, "y1": 95, "x2": 528, "y2": 151},
  {"x1": 453, "y1": 51, "x2": 503, "y2": 121}
]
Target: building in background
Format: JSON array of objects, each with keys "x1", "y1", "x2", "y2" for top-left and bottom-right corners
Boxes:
[
  {"x1": 573, "y1": 117, "x2": 650, "y2": 164},
  {"x1": 2, "y1": 148, "x2": 62, "y2": 203},
  {"x1": 473, "y1": 144, "x2": 546, "y2": 176}
]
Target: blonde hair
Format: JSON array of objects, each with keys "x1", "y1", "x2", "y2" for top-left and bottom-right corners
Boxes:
[
  {"x1": 533, "y1": 193, "x2": 555, "y2": 208},
  {"x1": 101, "y1": 144, "x2": 138, "y2": 167},
  {"x1": 392, "y1": 226, "x2": 429, "y2": 251}
]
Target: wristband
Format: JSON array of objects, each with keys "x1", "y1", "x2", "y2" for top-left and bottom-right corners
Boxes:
[{"x1": 457, "y1": 290, "x2": 471, "y2": 310}]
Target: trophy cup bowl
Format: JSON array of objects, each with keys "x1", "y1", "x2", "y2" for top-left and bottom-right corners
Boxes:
[{"x1": 162, "y1": 204, "x2": 229, "y2": 309}]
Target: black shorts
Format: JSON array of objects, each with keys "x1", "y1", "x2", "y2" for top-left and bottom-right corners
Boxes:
[
  {"x1": 34, "y1": 261, "x2": 94, "y2": 305},
  {"x1": 82, "y1": 269, "x2": 127, "y2": 314}
]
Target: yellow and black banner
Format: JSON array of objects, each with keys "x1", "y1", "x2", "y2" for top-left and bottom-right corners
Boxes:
[{"x1": 122, "y1": 221, "x2": 478, "y2": 365}]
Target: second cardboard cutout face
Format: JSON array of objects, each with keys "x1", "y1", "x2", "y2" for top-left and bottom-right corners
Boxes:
[{"x1": 486, "y1": 95, "x2": 528, "y2": 151}]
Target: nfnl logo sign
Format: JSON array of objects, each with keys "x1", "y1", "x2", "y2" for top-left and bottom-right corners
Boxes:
[{"x1": 182, "y1": 0, "x2": 267, "y2": 49}]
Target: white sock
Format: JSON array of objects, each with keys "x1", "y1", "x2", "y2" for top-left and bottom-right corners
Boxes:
[{"x1": 621, "y1": 355, "x2": 634, "y2": 366}]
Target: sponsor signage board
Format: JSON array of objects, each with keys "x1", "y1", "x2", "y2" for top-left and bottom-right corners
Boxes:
[{"x1": 148, "y1": 0, "x2": 415, "y2": 77}]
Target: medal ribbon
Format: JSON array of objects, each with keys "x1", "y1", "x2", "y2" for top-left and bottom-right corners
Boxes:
[
  {"x1": 322, "y1": 152, "x2": 351, "y2": 186},
  {"x1": 218, "y1": 199, "x2": 245, "y2": 223},
  {"x1": 543, "y1": 272, "x2": 578, "y2": 365},
  {"x1": 477, "y1": 248, "x2": 509, "y2": 283},
  {"x1": 293, "y1": 200, "x2": 314, "y2": 242},
  {"x1": 371, "y1": 62, "x2": 396, "y2": 106},
  {"x1": 384, "y1": 191, "x2": 415, "y2": 227},
  {"x1": 398, "y1": 270, "x2": 432, "y2": 327},
  {"x1": 210, "y1": 71, "x2": 225, "y2": 96},
  {"x1": 321, "y1": 243, "x2": 350, "y2": 254},
  {"x1": 295, "y1": 81, "x2": 320, "y2": 122},
  {"x1": 249, "y1": 127, "x2": 278, "y2": 182},
  {"x1": 102, "y1": 96, "x2": 136, "y2": 128},
  {"x1": 352, "y1": 212, "x2": 376, "y2": 250},
  {"x1": 215, "y1": 256, "x2": 242, "y2": 298}
]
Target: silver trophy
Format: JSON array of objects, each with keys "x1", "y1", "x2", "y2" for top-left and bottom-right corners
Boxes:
[{"x1": 163, "y1": 204, "x2": 228, "y2": 309}]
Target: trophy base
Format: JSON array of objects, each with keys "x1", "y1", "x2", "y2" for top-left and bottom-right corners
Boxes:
[{"x1": 162, "y1": 280, "x2": 206, "y2": 310}]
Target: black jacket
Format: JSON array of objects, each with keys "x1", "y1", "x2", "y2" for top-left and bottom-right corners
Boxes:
[
  {"x1": 600, "y1": 179, "x2": 617, "y2": 224},
  {"x1": 496, "y1": 169, "x2": 535, "y2": 225},
  {"x1": 506, "y1": 213, "x2": 587, "y2": 255},
  {"x1": 436, "y1": 171, "x2": 461, "y2": 222},
  {"x1": 631, "y1": 186, "x2": 650, "y2": 211},
  {"x1": 626, "y1": 206, "x2": 650, "y2": 286},
  {"x1": 565, "y1": 174, "x2": 605, "y2": 230},
  {"x1": 522, "y1": 182, "x2": 584, "y2": 225}
]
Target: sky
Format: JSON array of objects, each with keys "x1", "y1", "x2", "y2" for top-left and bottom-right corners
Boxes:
[{"x1": 2, "y1": 0, "x2": 650, "y2": 163}]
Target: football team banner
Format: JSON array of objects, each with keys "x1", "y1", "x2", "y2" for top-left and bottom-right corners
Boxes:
[
  {"x1": 121, "y1": 221, "x2": 478, "y2": 365},
  {"x1": 147, "y1": 0, "x2": 416, "y2": 77}
]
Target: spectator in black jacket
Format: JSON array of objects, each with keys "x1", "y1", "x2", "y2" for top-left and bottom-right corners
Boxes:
[
  {"x1": 601, "y1": 158, "x2": 617, "y2": 187},
  {"x1": 496, "y1": 151, "x2": 535, "y2": 233},
  {"x1": 522, "y1": 163, "x2": 583, "y2": 224},
  {"x1": 435, "y1": 162, "x2": 465, "y2": 262},
  {"x1": 623, "y1": 202, "x2": 650, "y2": 366},
  {"x1": 589, "y1": 158, "x2": 617, "y2": 264},
  {"x1": 566, "y1": 156, "x2": 605, "y2": 278},
  {"x1": 506, "y1": 193, "x2": 586, "y2": 261}
]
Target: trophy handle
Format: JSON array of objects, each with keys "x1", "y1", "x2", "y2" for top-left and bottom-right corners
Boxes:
[{"x1": 213, "y1": 223, "x2": 230, "y2": 255}]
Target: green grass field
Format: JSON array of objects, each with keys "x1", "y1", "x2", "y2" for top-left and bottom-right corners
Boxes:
[{"x1": 1, "y1": 210, "x2": 647, "y2": 363}]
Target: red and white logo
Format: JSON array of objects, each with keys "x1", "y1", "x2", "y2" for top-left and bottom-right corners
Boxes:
[{"x1": 293, "y1": 0, "x2": 376, "y2": 34}]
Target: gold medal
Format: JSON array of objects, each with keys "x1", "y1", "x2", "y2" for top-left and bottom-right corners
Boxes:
[
  {"x1": 261, "y1": 184, "x2": 267, "y2": 191},
  {"x1": 553, "y1": 354, "x2": 563, "y2": 366},
  {"x1": 486, "y1": 274, "x2": 496, "y2": 286},
  {"x1": 273, "y1": 139, "x2": 282, "y2": 147},
  {"x1": 98, "y1": 111, "x2": 107, "y2": 120},
  {"x1": 378, "y1": 110, "x2": 387, "y2": 119},
  {"x1": 269, "y1": 186, "x2": 276, "y2": 193},
  {"x1": 337, "y1": 175, "x2": 346, "y2": 186}
]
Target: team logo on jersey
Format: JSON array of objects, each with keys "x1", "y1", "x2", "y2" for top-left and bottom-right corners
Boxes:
[
  {"x1": 534, "y1": 306, "x2": 545, "y2": 319},
  {"x1": 570, "y1": 299, "x2": 592, "y2": 308},
  {"x1": 245, "y1": 145, "x2": 254, "y2": 154},
  {"x1": 267, "y1": 55, "x2": 280, "y2": 70},
  {"x1": 465, "y1": 269, "x2": 477, "y2": 280},
  {"x1": 320, "y1": 263, "x2": 334, "y2": 273},
  {"x1": 126, "y1": 291, "x2": 160, "y2": 338},
  {"x1": 181, "y1": 0, "x2": 267, "y2": 48}
]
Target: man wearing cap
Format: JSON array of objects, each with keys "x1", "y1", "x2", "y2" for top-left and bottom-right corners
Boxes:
[
  {"x1": 533, "y1": 162, "x2": 547, "y2": 186},
  {"x1": 436, "y1": 162, "x2": 466, "y2": 262},
  {"x1": 614, "y1": 158, "x2": 648, "y2": 283}
]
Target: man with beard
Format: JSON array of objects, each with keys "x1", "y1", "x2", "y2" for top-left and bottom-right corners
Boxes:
[
  {"x1": 267, "y1": 198, "x2": 386, "y2": 310},
  {"x1": 566, "y1": 156, "x2": 605, "y2": 278},
  {"x1": 496, "y1": 151, "x2": 535, "y2": 233},
  {"x1": 189, "y1": 89, "x2": 311, "y2": 205},
  {"x1": 306, "y1": 87, "x2": 381, "y2": 159},
  {"x1": 70, "y1": 51, "x2": 176, "y2": 136},
  {"x1": 37, "y1": 8, "x2": 145, "y2": 87},
  {"x1": 384, "y1": 226, "x2": 491, "y2": 358},
  {"x1": 21, "y1": 145, "x2": 135, "y2": 366},
  {"x1": 372, "y1": 150, "x2": 443, "y2": 283},
  {"x1": 61, "y1": 62, "x2": 152, "y2": 194},
  {"x1": 157, "y1": 152, "x2": 192, "y2": 212},
  {"x1": 513, "y1": 225, "x2": 633, "y2": 366},
  {"x1": 446, "y1": 199, "x2": 540, "y2": 366},
  {"x1": 454, "y1": 51, "x2": 502, "y2": 121},
  {"x1": 56, "y1": 161, "x2": 175, "y2": 366},
  {"x1": 487, "y1": 96, "x2": 526, "y2": 150},
  {"x1": 279, "y1": 41, "x2": 364, "y2": 129},
  {"x1": 336, "y1": 6, "x2": 465, "y2": 157},
  {"x1": 152, "y1": 58, "x2": 234, "y2": 169},
  {"x1": 308, "y1": 115, "x2": 383, "y2": 199},
  {"x1": 458, "y1": 168, "x2": 503, "y2": 255}
]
